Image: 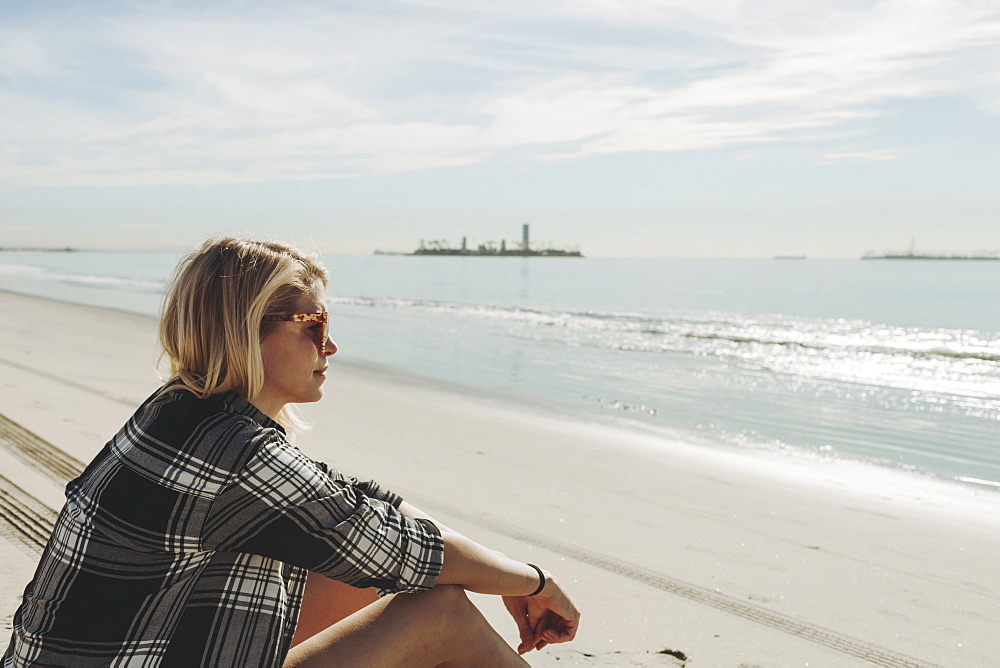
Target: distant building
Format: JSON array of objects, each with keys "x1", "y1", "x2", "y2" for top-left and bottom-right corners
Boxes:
[{"x1": 409, "y1": 225, "x2": 583, "y2": 257}]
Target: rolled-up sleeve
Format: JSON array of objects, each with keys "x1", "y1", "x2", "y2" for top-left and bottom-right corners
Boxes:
[
  {"x1": 202, "y1": 433, "x2": 443, "y2": 595},
  {"x1": 312, "y1": 459, "x2": 404, "y2": 510}
]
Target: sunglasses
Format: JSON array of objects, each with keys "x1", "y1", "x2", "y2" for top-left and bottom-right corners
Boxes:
[{"x1": 262, "y1": 312, "x2": 330, "y2": 354}]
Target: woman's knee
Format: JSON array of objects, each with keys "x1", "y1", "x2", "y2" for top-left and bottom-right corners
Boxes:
[
  {"x1": 417, "y1": 584, "x2": 474, "y2": 615},
  {"x1": 423, "y1": 584, "x2": 467, "y2": 602},
  {"x1": 286, "y1": 585, "x2": 518, "y2": 667},
  {"x1": 397, "y1": 584, "x2": 485, "y2": 635}
]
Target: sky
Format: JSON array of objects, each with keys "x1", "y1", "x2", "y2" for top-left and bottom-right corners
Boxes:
[{"x1": 1, "y1": 0, "x2": 999, "y2": 258}]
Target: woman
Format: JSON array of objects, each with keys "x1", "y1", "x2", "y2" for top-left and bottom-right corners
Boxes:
[{"x1": 4, "y1": 238, "x2": 579, "y2": 667}]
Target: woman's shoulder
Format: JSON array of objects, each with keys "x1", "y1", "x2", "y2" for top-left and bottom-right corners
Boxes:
[
  {"x1": 109, "y1": 386, "x2": 286, "y2": 497},
  {"x1": 143, "y1": 385, "x2": 278, "y2": 432}
]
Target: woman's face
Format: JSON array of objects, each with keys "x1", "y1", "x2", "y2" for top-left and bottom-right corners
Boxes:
[{"x1": 254, "y1": 281, "x2": 336, "y2": 418}]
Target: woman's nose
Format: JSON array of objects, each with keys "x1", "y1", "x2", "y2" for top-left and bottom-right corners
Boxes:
[{"x1": 324, "y1": 337, "x2": 338, "y2": 356}]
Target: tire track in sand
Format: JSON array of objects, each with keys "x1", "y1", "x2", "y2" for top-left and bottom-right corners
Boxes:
[
  {"x1": 0, "y1": 413, "x2": 935, "y2": 667},
  {"x1": 0, "y1": 476, "x2": 55, "y2": 632},
  {"x1": 409, "y1": 494, "x2": 937, "y2": 668},
  {"x1": 0, "y1": 414, "x2": 83, "y2": 632},
  {"x1": 0, "y1": 412, "x2": 86, "y2": 486},
  {"x1": 0, "y1": 412, "x2": 74, "y2": 554},
  {"x1": 0, "y1": 473, "x2": 57, "y2": 555}
]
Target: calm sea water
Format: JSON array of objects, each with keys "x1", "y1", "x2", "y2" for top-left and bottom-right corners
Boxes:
[{"x1": 2, "y1": 251, "x2": 998, "y2": 491}]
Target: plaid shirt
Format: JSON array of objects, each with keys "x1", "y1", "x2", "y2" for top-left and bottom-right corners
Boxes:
[{"x1": 4, "y1": 387, "x2": 444, "y2": 667}]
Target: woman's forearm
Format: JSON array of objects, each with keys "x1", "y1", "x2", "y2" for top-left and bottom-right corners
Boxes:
[
  {"x1": 436, "y1": 527, "x2": 542, "y2": 596},
  {"x1": 397, "y1": 501, "x2": 540, "y2": 596},
  {"x1": 396, "y1": 500, "x2": 451, "y2": 531}
]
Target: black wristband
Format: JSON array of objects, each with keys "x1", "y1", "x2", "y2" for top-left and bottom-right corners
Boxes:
[{"x1": 526, "y1": 563, "x2": 546, "y2": 596}]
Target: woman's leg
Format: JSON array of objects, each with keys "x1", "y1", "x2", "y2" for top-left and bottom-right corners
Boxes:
[
  {"x1": 284, "y1": 585, "x2": 529, "y2": 668},
  {"x1": 291, "y1": 572, "x2": 380, "y2": 648}
]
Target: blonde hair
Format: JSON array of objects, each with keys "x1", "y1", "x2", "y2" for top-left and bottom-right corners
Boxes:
[{"x1": 158, "y1": 237, "x2": 329, "y2": 434}]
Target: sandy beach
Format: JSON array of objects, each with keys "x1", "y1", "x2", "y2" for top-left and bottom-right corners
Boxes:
[{"x1": 1, "y1": 288, "x2": 998, "y2": 666}]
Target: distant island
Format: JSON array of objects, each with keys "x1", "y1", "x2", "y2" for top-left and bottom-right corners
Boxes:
[
  {"x1": 861, "y1": 238, "x2": 999, "y2": 260},
  {"x1": 0, "y1": 247, "x2": 77, "y2": 252},
  {"x1": 377, "y1": 225, "x2": 583, "y2": 258},
  {"x1": 862, "y1": 250, "x2": 999, "y2": 261}
]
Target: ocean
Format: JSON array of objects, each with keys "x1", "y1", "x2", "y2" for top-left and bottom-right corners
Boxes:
[{"x1": 1, "y1": 250, "x2": 998, "y2": 492}]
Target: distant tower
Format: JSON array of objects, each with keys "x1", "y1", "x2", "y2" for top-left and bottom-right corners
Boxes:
[
  {"x1": 522, "y1": 224, "x2": 530, "y2": 252},
  {"x1": 462, "y1": 237, "x2": 467, "y2": 252}
]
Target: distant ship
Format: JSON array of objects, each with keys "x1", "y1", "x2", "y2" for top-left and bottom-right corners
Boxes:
[{"x1": 406, "y1": 225, "x2": 583, "y2": 257}]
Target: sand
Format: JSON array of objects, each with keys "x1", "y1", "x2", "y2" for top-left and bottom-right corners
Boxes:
[{"x1": 1, "y1": 288, "x2": 998, "y2": 666}]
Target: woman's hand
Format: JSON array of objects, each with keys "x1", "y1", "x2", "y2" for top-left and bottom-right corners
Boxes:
[
  {"x1": 502, "y1": 572, "x2": 580, "y2": 654},
  {"x1": 398, "y1": 502, "x2": 582, "y2": 654}
]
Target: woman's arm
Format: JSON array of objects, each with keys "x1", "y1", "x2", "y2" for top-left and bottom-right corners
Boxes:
[
  {"x1": 397, "y1": 500, "x2": 580, "y2": 654},
  {"x1": 398, "y1": 501, "x2": 538, "y2": 595}
]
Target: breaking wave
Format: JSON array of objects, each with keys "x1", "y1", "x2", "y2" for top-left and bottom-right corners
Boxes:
[
  {"x1": 331, "y1": 295, "x2": 1000, "y2": 398},
  {"x1": 0, "y1": 262, "x2": 166, "y2": 292}
]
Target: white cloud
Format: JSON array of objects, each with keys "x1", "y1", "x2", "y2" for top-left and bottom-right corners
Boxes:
[
  {"x1": 0, "y1": 0, "x2": 998, "y2": 187},
  {"x1": 821, "y1": 147, "x2": 902, "y2": 163}
]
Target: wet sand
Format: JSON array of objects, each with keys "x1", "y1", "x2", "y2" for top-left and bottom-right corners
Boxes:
[{"x1": 1, "y1": 288, "x2": 998, "y2": 666}]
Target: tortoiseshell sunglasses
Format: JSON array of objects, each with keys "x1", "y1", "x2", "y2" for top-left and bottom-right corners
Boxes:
[{"x1": 262, "y1": 312, "x2": 330, "y2": 354}]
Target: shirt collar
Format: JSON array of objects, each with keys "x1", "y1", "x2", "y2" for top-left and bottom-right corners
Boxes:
[
  {"x1": 220, "y1": 391, "x2": 286, "y2": 434},
  {"x1": 159, "y1": 379, "x2": 287, "y2": 435}
]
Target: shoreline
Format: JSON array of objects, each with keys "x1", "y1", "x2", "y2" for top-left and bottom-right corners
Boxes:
[
  {"x1": 331, "y1": 350, "x2": 1000, "y2": 524},
  {"x1": 2, "y1": 285, "x2": 995, "y2": 510},
  {"x1": 2, "y1": 253, "x2": 999, "y2": 490},
  {"x1": 1, "y1": 289, "x2": 999, "y2": 665}
]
